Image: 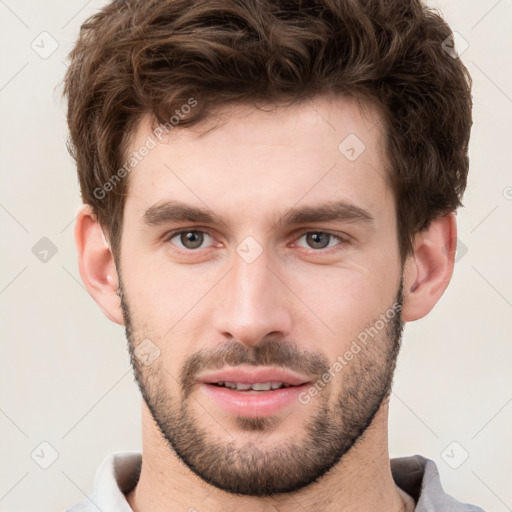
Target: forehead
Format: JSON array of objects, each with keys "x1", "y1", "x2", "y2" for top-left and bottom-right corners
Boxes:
[{"x1": 122, "y1": 94, "x2": 392, "y2": 226}]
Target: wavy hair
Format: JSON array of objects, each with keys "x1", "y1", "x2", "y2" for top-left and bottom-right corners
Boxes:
[{"x1": 63, "y1": 0, "x2": 472, "y2": 262}]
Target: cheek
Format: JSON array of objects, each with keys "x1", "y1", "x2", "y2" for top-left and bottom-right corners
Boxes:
[
  {"x1": 124, "y1": 256, "x2": 215, "y2": 324},
  {"x1": 290, "y1": 266, "x2": 396, "y2": 356}
]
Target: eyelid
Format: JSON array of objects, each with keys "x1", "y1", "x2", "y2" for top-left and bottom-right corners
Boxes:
[
  {"x1": 293, "y1": 228, "x2": 350, "y2": 240},
  {"x1": 163, "y1": 227, "x2": 350, "y2": 255},
  {"x1": 291, "y1": 229, "x2": 351, "y2": 251},
  {"x1": 164, "y1": 228, "x2": 217, "y2": 248}
]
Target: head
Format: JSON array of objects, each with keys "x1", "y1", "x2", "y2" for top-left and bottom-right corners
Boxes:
[{"x1": 65, "y1": 0, "x2": 472, "y2": 497}]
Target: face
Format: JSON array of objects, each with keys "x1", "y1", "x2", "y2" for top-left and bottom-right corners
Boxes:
[{"x1": 117, "y1": 95, "x2": 405, "y2": 496}]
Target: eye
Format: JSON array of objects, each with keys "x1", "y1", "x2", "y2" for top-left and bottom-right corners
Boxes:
[
  {"x1": 167, "y1": 230, "x2": 214, "y2": 250},
  {"x1": 295, "y1": 231, "x2": 346, "y2": 251}
]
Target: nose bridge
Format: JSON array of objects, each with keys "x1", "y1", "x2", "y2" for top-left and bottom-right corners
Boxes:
[
  {"x1": 232, "y1": 251, "x2": 273, "y2": 310},
  {"x1": 212, "y1": 246, "x2": 292, "y2": 345}
]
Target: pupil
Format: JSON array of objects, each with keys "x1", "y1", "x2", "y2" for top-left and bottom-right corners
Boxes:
[
  {"x1": 307, "y1": 232, "x2": 329, "y2": 249},
  {"x1": 181, "y1": 231, "x2": 203, "y2": 249}
]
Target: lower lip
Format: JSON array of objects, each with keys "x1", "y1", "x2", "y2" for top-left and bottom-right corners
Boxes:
[{"x1": 200, "y1": 383, "x2": 310, "y2": 417}]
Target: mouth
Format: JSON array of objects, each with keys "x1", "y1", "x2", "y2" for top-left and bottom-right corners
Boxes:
[
  {"x1": 198, "y1": 366, "x2": 312, "y2": 417},
  {"x1": 211, "y1": 381, "x2": 298, "y2": 391}
]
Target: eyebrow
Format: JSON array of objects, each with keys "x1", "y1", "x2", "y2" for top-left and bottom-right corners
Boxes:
[
  {"x1": 141, "y1": 199, "x2": 374, "y2": 229},
  {"x1": 278, "y1": 201, "x2": 374, "y2": 227},
  {"x1": 142, "y1": 200, "x2": 228, "y2": 228}
]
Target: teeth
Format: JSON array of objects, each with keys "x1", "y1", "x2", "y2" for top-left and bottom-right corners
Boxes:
[
  {"x1": 251, "y1": 382, "x2": 272, "y2": 391},
  {"x1": 215, "y1": 381, "x2": 290, "y2": 391},
  {"x1": 227, "y1": 382, "x2": 252, "y2": 390}
]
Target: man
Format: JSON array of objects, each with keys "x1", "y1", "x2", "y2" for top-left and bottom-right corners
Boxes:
[{"x1": 63, "y1": 0, "x2": 483, "y2": 510}]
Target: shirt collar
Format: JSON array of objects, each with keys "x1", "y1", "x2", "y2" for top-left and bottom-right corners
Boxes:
[{"x1": 83, "y1": 452, "x2": 483, "y2": 511}]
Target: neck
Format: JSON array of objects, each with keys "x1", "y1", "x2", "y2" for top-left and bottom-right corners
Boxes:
[{"x1": 127, "y1": 401, "x2": 412, "y2": 512}]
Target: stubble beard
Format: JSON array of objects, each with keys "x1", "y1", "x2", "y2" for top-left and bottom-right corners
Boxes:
[{"x1": 120, "y1": 277, "x2": 404, "y2": 496}]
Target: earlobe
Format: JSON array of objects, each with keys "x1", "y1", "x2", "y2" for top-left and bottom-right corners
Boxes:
[
  {"x1": 401, "y1": 213, "x2": 457, "y2": 322},
  {"x1": 75, "y1": 205, "x2": 124, "y2": 325}
]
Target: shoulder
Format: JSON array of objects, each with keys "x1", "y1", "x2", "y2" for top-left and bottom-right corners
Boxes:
[
  {"x1": 62, "y1": 451, "x2": 142, "y2": 512},
  {"x1": 391, "y1": 454, "x2": 486, "y2": 511}
]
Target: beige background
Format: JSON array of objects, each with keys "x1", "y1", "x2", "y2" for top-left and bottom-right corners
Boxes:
[{"x1": 0, "y1": 1, "x2": 511, "y2": 511}]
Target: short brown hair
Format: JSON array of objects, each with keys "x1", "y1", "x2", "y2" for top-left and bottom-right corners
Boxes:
[{"x1": 63, "y1": 0, "x2": 472, "y2": 263}]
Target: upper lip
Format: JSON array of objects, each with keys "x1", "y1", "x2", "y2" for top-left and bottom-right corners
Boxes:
[{"x1": 198, "y1": 366, "x2": 311, "y2": 386}]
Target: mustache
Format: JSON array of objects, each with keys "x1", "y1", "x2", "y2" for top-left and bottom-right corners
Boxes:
[{"x1": 180, "y1": 339, "x2": 330, "y2": 398}]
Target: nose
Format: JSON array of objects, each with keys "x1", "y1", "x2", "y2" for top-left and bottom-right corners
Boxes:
[{"x1": 211, "y1": 249, "x2": 293, "y2": 346}]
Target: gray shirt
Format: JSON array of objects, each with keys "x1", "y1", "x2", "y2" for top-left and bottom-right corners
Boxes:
[{"x1": 65, "y1": 452, "x2": 485, "y2": 511}]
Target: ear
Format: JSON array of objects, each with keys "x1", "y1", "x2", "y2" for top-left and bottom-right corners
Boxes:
[
  {"x1": 75, "y1": 205, "x2": 124, "y2": 325},
  {"x1": 401, "y1": 213, "x2": 457, "y2": 322}
]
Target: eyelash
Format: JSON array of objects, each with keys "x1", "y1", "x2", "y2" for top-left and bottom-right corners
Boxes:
[{"x1": 163, "y1": 229, "x2": 350, "y2": 255}]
